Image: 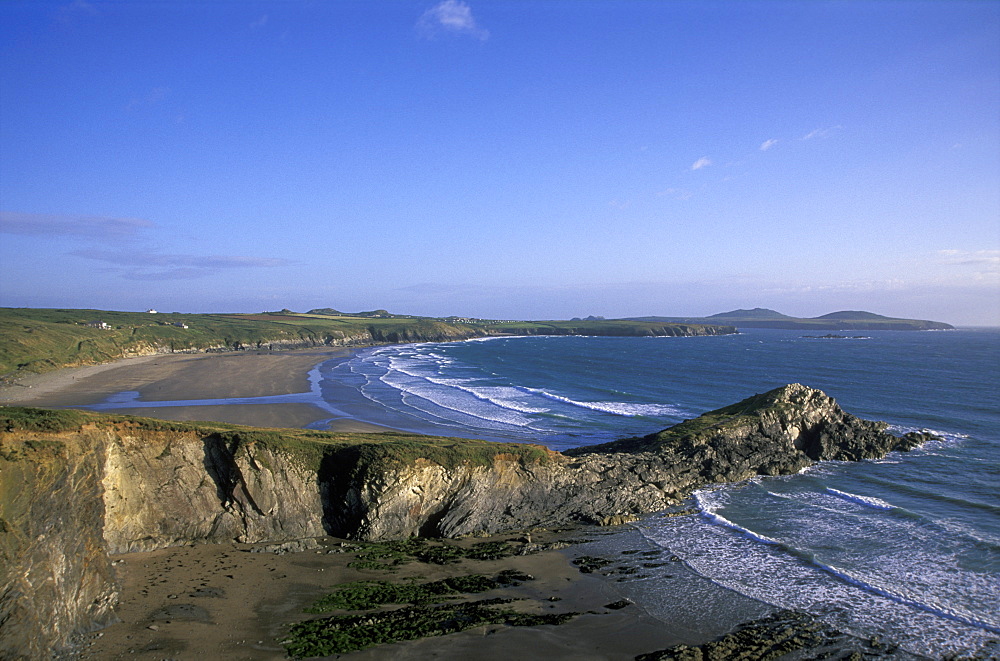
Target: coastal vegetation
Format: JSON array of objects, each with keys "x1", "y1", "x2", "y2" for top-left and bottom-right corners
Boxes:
[
  {"x1": 0, "y1": 406, "x2": 553, "y2": 473},
  {"x1": 0, "y1": 307, "x2": 733, "y2": 378},
  {"x1": 285, "y1": 596, "x2": 576, "y2": 657}
]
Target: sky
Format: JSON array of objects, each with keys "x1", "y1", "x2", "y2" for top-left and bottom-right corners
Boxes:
[{"x1": 1, "y1": 1, "x2": 998, "y2": 326}]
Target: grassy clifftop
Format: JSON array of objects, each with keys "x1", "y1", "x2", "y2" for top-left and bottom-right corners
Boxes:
[
  {"x1": 0, "y1": 406, "x2": 555, "y2": 472},
  {"x1": 0, "y1": 308, "x2": 479, "y2": 377},
  {"x1": 0, "y1": 307, "x2": 733, "y2": 378}
]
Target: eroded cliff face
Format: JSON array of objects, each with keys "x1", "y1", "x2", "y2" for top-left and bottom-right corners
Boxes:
[
  {"x1": 0, "y1": 385, "x2": 931, "y2": 657},
  {"x1": 100, "y1": 427, "x2": 324, "y2": 553},
  {"x1": 0, "y1": 433, "x2": 117, "y2": 660}
]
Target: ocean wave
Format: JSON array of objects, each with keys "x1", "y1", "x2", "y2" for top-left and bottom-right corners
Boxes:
[
  {"x1": 644, "y1": 502, "x2": 1000, "y2": 657},
  {"x1": 450, "y1": 384, "x2": 551, "y2": 414},
  {"x1": 825, "y1": 487, "x2": 896, "y2": 511},
  {"x1": 526, "y1": 388, "x2": 684, "y2": 417},
  {"x1": 806, "y1": 557, "x2": 1000, "y2": 634},
  {"x1": 888, "y1": 424, "x2": 968, "y2": 447},
  {"x1": 378, "y1": 374, "x2": 537, "y2": 429},
  {"x1": 693, "y1": 491, "x2": 781, "y2": 546},
  {"x1": 857, "y1": 475, "x2": 1000, "y2": 517}
]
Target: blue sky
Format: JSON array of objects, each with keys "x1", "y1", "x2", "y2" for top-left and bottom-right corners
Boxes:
[{"x1": 1, "y1": 1, "x2": 998, "y2": 325}]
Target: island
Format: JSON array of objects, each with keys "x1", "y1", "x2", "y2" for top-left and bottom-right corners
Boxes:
[{"x1": 625, "y1": 307, "x2": 953, "y2": 331}]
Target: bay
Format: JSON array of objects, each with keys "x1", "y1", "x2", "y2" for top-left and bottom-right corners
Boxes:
[{"x1": 322, "y1": 328, "x2": 1000, "y2": 658}]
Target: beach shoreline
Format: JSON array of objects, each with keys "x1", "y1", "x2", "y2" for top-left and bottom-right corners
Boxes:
[
  {"x1": 71, "y1": 527, "x2": 714, "y2": 661},
  {"x1": 0, "y1": 347, "x2": 400, "y2": 433}
]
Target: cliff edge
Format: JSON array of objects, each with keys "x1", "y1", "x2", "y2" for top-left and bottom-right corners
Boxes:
[{"x1": 0, "y1": 386, "x2": 934, "y2": 657}]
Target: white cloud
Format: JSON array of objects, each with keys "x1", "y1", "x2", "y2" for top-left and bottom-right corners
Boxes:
[
  {"x1": 936, "y1": 249, "x2": 1000, "y2": 282},
  {"x1": 802, "y1": 125, "x2": 844, "y2": 140},
  {"x1": 250, "y1": 14, "x2": 268, "y2": 30},
  {"x1": 760, "y1": 138, "x2": 778, "y2": 151},
  {"x1": 418, "y1": 1, "x2": 489, "y2": 41},
  {"x1": 936, "y1": 249, "x2": 1000, "y2": 266},
  {"x1": 691, "y1": 157, "x2": 712, "y2": 171}
]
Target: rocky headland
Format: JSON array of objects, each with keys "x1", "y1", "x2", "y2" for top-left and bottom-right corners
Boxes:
[{"x1": 0, "y1": 384, "x2": 935, "y2": 657}]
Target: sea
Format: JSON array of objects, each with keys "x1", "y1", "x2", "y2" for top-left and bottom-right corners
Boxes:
[{"x1": 314, "y1": 328, "x2": 999, "y2": 659}]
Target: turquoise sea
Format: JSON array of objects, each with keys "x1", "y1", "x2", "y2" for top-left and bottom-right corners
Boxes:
[{"x1": 318, "y1": 328, "x2": 1000, "y2": 659}]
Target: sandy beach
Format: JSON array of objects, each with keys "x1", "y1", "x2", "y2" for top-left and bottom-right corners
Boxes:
[
  {"x1": 0, "y1": 348, "x2": 394, "y2": 432},
  {"x1": 68, "y1": 528, "x2": 713, "y2": 661}
]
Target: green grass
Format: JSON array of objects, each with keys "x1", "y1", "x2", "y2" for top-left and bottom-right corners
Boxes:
[
  {"x1": 476, "y1": 319, "x2": 731, "y2": 337},
  {"x1": 0, "y1": 308, "x2": 482, "y2": 377},
  {"x1": 0, "y1": 406, "x2": 553, "y2": 472},
  {"x1": 567, "y1": 385, "x2": 810, "y2": 455},
  {"x1": 0, "y1": 307, "x2": 733, "y2": 378}
]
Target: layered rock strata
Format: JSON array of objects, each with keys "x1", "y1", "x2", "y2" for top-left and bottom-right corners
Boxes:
[{"x1": 0, "y1": 384, "x2": 932, "y2": 657}]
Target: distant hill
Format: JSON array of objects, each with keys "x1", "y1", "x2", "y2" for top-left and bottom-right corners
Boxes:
[
  {"x1": 815, "y1": 311, "x2": 889, "y2": 320},
  {"x1": 708, "y1": 308, "x2": 794, "y2": 320},
  {"x1": 625, "y1": 309, "x2": 952, "y2": 331},
  {"x1": 307, "y1": 308, "x2": 402, "y2": 318}
]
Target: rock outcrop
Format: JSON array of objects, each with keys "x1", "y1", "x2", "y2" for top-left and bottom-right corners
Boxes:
[
  {"x1": 332, "y1": 384, "x2": 930, "y2": 538},
  {"x1": 0, "y1": 385, "x2": 933, "y2": 657},
  {"x1": 100, "y1": 427, "x2": 325, "y2": 553}
]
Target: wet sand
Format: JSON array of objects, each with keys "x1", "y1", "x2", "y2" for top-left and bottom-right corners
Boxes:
[
  {"x1": 0, "y1": 348, "x2": 393, "y2": 432},
  {"x1": 73, "y1": 530, "x2": 690, "y2": 661}
]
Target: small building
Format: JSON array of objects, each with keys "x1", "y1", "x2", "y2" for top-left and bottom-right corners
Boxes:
[
  {"x1": 86, "y1": 321, "x2": 111, "y2": 329},
  {"x1": 173, "y1": 322, "x2": 189, "y2": 329},
  {"x1": 146, "y1": 309, "x2": 158, "y2": 314}
]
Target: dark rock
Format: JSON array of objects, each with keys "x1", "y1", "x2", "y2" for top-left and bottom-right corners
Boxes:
[
  {"x1": 635, "y1": 610, "x2": 859, "y2": 661},
  {"x1": 605, "y1": 600, "x2": 632, "y2": 610}
]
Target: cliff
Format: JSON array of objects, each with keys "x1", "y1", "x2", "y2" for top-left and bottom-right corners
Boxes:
[{"x1": 0, "y1": 386, "x2": 933, "y2": 657}]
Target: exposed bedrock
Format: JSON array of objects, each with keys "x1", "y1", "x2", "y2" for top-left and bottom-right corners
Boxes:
[
  {"x1": 0, "y1": 384, "x2": 934, "y2": 656},
  {"x1": 334, "y1": 384, "x2": 930, "y2": 538}
]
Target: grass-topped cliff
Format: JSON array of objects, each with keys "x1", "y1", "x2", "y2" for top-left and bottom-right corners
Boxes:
[
  {"x1": 0, "y1": 307, "x2": 733, "y2": 378},
  {"x1": 0, "y1": 406, "x2": 554, "y2": 474}
]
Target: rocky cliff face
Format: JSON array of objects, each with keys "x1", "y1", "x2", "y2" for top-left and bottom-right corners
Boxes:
[
  {"x1": 335, "y1": 385, "x2": 930, "y2": 538},
  {"x1": 100, "y1": 427, "x2": 325, "y2": 553},
  {"x1": 0, "y1": 433, "x2": 118, "y2": 660},
  {"x1": 0, "y1": 385, "x2": 932, "y2": 656}
]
